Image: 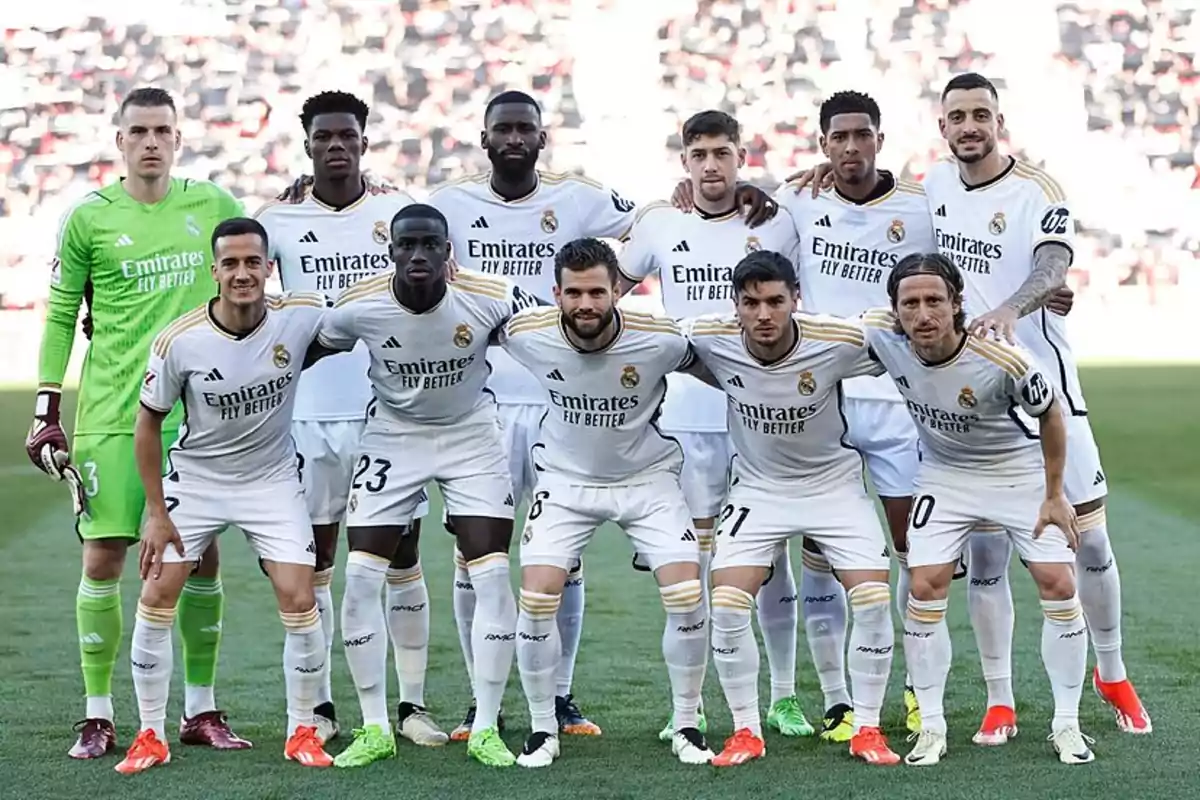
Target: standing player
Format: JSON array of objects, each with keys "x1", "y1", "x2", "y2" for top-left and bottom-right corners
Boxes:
[
  {"x1": 118, "y1": 217, "x2": 331, "y2": 774},
  {"x1": 922, "y1": 73, "x2": 1148, "y2": 738},
  {"x1": 774, "y1": 91, "x2": 934, "y2": 739},
  {"x1": 309, "y1": 204, "x2": 525, "y2": 768},
  {"x1": 689, "y1": 251, "x2": 900, "y2": 768},
  {"x1": 255, "y1": 90, "x2": 439, "y2": 747},
  {"x1": 26, "y1": 87, "x2": 247, "y2": 758},
  {"x1": 500, "y1": 238, "x2": 713, "y2": 768},
  {"x1": 618, "y1": 110, "x2": 811, "y2": 740},
  {"x1": 426, "y1": 90, "x2": 639, "y2": 739},
  {"x1": 864, "y1": 253, "x2": 1093, "y2": 766}
]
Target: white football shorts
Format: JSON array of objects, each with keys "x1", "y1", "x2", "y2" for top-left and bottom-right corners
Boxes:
[
  {"x1": 673, "y1": 431, "x2": 733, "y2": 520},
  {"x1": 842, "y1": 398, "x2": 919, "y2": 499},
  {"x1": 346, "y1": 402, "x2": 514, "y2": 527},
  {"x1": 520, "y1": 471, "x2": 699, "y2": 572},
  {"x1": 906, "y1": 464, "x2": 1077, "y2": 569},
  {"x1": 1063, "y1": 413, "x2": 1107, "y2": 506},
  {"x1": 711, "y1": 479, "x2": 890, "y2": 573},
  {"x1": 497, "y1": 402, "x2": 545, "y2": 506},
  {"x1": 294, "y1": 419, "x2": 429, "y2": 524},
  {"x1": 161, "y1": 473, "x2": 314, "y2": 566}
]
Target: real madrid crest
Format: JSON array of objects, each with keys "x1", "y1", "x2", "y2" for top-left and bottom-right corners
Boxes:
[
  {"x1": 372, "y1": 220, "x2": 389, "y2": 245},
  {"x1": 745, "y1": 236, "x2": 762, "y2": 253},
  {"x1": 797, "y1": 370, "x2": 817, "y2": 396},
  {"x1": 957, "y1": 386, "x2": 977, "y2": 409},
  {"x1": 988, "y1": 212, "x2": 1006, "y2": 236},
  {"x1": 348, "y1": 493, "x2": 358, "y2": 513},
  {"x1": 453, "y1": 323, "x2": 473, "y2": 348},
  {"x1": 620, "y1": 365, "x2": 640, "y2": 389},
  {"x1": 541, "y1": 209, "x2": 558, "y2": 234},
  {"x1": 887, "y1": 219, "x2": 905, "y2": 243},
  {"x1": 273, "y1": 344, "x2": 291, "y2": 368},
  {"x1": 521, "y1": 523, "x2": 534, "y2": 545}
]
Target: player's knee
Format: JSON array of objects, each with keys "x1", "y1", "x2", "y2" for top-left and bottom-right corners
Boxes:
[
  {"x1": 275, "y1": 578, "x2": 318, "y2": 616},
  {"x1": 709, "y1": 585, "x2": 754, "y2": 633},
  {"x1": 846, "y1": 580, "x2": 892, "y2": 623},
  {"x1": 312, "y1": 523, "x2": 339, "y2": 572},
  {"x1": 139, "y1": 565, "x2": 190, "y2": 609},
  {"x1": 389, "y1": 533, "x2": 420, "y2": 571},
  {"x1": 82, "y1": 538, "x2": 129, "y2": 581},
  {"x1": 346, "y1": 525, "x2": 403, "y2": 560},
  {"x1": 452, "y1": 517, "x2": 513, "y2": 562},
  {"x1": 1030, "y1": 564, "x2": 1076, "y2": 602},
  {"x1": 658, "y1": 576, "x2": 703, "y2": 616},
  {"x1": 521, "y1": 565, "x2": 568, "y2": 597},
  {"x1": 655, "y1": 560, "x2": 701, "y2": 590},
  {"x1": 908, "y1": 569, "x2": 949, "y2": 603},
  {"x1": 1074, "y1": 522, "x2": 1112, "y2": 567}
]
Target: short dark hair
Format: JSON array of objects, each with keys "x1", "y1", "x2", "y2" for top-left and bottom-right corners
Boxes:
[
  {"x1": 681, "y1": 110, "x2": 741, "y2": 147},
  {"x1": 731, "y1": 251, "x2": 799, "y2": 295},
  {"x1": 211, "y1": 217, "x2": 268, "y2": 257},
  {"x1": 300, "y1": 91, "x2": 369, "y2": 134},
  {"x1": 555, "y1": 237, "x2": 619, "y2": 285},
  {"x1": 819, "y1": 90, "x2": 881, "y2": 133},
  {"x1": 886, "y1": 252, "x2": 967, "y2": 333},
  {"x1": 390, "y1": 203, "x2": 448, "y2": 237},
  {"x1": 485, "y1": 90, "x2": 541, "y2": 121},
  {"x1": 119, "y1": 87, "x2": 176, "y2": 118},
  {"x1": 941, "y1": 72, "x2": 998, "y2": 102}
]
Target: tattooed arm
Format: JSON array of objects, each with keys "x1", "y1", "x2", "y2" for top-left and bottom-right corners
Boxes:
[{"x1": 1002, "y1": 242, "x2": 1073, "y2": 317}]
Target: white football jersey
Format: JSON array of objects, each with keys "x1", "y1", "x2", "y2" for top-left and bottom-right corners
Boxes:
[
  {"x1": 317, "y1": 269, "x2": 526, "y2": 427},
  {"x1": 500, "y1": 308, "x2": 691, "y2": 483},
  {"x1": 141, "y1": 293, "x2": 326, "y2": 484},
  {"x1": 687, "y1": 312, "x2": 881, "y2": 492},
  {"x1": 255, "y1": 187, "x2": 416, "y2": 422},
  {"x1": 863, "y1": 309, "x2": 1055, "y2": 477},
  {"x1": 776, "y1": 173, "x2": 935, "y2": 402},
  {"x1": 428, "y1": 170, "x2": 638, "y2": 405},
  {"x1": 922, "y1": 158, "x2": 1086, "y2": 413},
  {"x1": 619, "y1": 202, "x2": 801, "y2": 433}
]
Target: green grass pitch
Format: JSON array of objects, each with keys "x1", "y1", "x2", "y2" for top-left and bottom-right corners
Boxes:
[{"x1": 0, "y1": 366, "x2": 1196, "y2": 799}]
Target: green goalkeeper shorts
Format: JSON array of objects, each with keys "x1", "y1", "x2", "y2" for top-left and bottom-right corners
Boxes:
[{"x1": 72, "y1": 431, "x2": 178, "y2": 541}]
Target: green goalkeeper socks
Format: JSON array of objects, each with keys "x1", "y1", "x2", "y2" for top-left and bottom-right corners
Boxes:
[
  {"x1": 178, "y1": 576, "x2": 224, "y2": 690},
  {"x1": 77, "y1": 576, "x2": 122, "y2": 702}
]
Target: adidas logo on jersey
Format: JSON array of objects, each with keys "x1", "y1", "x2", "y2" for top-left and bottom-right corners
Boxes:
[
  {"x1": 935, "y1": 205, "x2": 947, "y2": 217},
  {"x1": 896, "y1": 376, "x2": 910, "y2": 388},
  {"x1": 1093, "y1": 470, "x2": 1105, "y2": 486},
  {"x1": 471, "y1": 216, "x2": 489, "y2": 229},
  {"x1": 381, "y1": 336, "x2": 403, "y2": 349},
  {"x1": 814, "y1": 215, "x2": 832, "y2": 228},
  {"x1": 114, "y1": 234, "x2": 134, "y2": 247},
  {"x1": 726, "y1": 375, "x2": 745, "y2": 388},
  {"x1": 504, "y1": 493, "x2": 515, "y2": 507},
  {"x1": 672, "y1": 240, "x2": 690, "y2": 253},
  {"x1": 546, "y1": 369, "x2": 565, "y2": 381},
  {"x1": 203, "y1": 368, "x2": 224, "y2": 382},
  {"x1": 300, "y1": 231, "x2": 319, "y2": 243}
]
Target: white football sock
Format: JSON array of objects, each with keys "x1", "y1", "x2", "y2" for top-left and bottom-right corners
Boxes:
[
  {"x1": 1075, "y1": 509, "x2": 1126, "y2": 683},
  {"x1": 660, "y1": 579, "x2": 706, "y2": 730},
  {"x1": 967, "y1": 529, "x2": 1016, "y2": 709},
  {"x1": 904, "y1": 596, "x2": 951, "y2": 736},
  {"x1": 554, "y1": 561, "x2": 585, "y2": 698},
  {"x1": 895, "y1": 550, "x2": 912, "y2": 686},
  {"x1": 451, "y1": 548, "x2": 476, "y2": 695},
  {"x1": 340, "y1": 551, "x2": 390, "y2": 729},
  {"x1": 313, "y1": 567, "x2": 335, "y2": 708},
  {"x1": 517, "y1": 589, "x2": 562, "y2": 735},
  {"x1": 467, "y1": 554, "x2": 517, "y2": 733},
  {"x1": 711, "y1": 585, "x2": 761, "y2": 736},
  {"x1": 757, "y1": 544, "x2": 798, "y2": 705},
  {"x1": 846, "y1": 582, "x2": 894, "y2": 730},
  {"x1": 1042, "y1": 595, "x2": 1088, "y2": 732},
  {"x1": 131, "y1": 603, "x2": 175, "y2": 741},
  {"x1": 799, "y1": 548, "x2": 850, "y2": 709},
  {"x1": 281, "y1": 606, "x2": 324, "y2": 736},
  {"x1": 386, "y1": 563, "x2": 430, "y2": 707},
  {"x1": 184, "y1": 685, "x2": 216, "y2": 720}
]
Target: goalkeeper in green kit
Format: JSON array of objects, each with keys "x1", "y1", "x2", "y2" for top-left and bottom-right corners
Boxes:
[{"x1": 26, "y1": 88, "x2": 251, "y2": 758}]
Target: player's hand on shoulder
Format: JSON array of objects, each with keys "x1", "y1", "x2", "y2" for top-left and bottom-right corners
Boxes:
[
  {"x1": 1046, "y1": 285, "x2": 1075, "y2": 317},
  {"x1": 277, "y1": 174, "x2": 314, "y2": 204},
  {"x1": 734, "y1": 183, "x2": 777, "y2": 228},
  {"x1": 139, "y1": 511, "x2": 185, "y2": 580},
  {"x1": 783, "y1": 162, "x2": 835, "y2": 198},
  {"x1": 671, "y1": 179, "x2": 696, "y2": 214},
  {"x1": 1034, "y1": 492, "x2": 1080, "y2": 551},
  {"x1": 968, "y1": 305, "x2": 1019, "y2": 344}
]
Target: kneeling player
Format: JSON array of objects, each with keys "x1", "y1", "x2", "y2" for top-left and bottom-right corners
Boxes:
[
  {"x1": 689, "y1": 251, "x2": 899, "y2": 767},
  {"x1": 310, "y1": 204, "x2": 525, "y2": 768},
  {"x1": 500, "y1": 238, "x2": 713, "y2": 768},
  {"x1": 864, "y1": 253, "x2": 1092, "y2": 766},
  {"x1": 118, "y1": 218, "x2": 332, "y2": 774}
]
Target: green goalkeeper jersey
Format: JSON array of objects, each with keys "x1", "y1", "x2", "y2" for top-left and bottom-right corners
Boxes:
[{"x1": 38, "y1": 177, "x2": 244, "y2": 435}]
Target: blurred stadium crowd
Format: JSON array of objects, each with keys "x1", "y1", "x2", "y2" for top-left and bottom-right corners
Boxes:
[{"x1": 1, "y1": 0, "x2": 1196, "y2": 340}]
